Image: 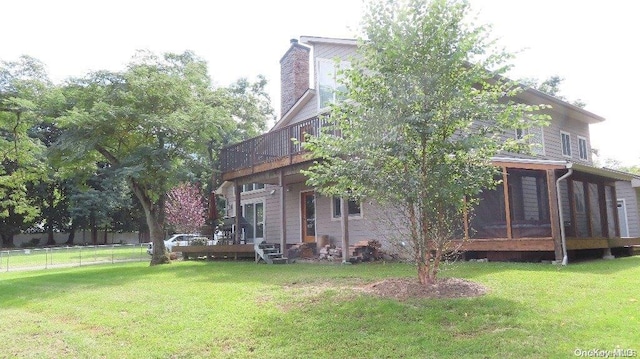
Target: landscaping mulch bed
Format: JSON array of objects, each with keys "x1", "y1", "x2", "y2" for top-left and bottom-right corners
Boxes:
[{"x1": 362, "y1": 277, "x2": 488, "y2": 300}]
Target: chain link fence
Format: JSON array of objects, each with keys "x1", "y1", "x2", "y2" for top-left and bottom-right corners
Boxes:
[{"x1": 0, "y1": 244, "x2": 149, "y2": 272}]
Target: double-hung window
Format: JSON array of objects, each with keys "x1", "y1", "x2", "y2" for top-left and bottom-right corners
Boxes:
[
  {"x1": 561, "y1": 132, "x2": 572, "y2": 157},
  {"x1": 578, "y1": 136, "x2": 588, "y2": 160},
  {"x1": 332, "y1": 197, "x2": 361, "y2": 218}
]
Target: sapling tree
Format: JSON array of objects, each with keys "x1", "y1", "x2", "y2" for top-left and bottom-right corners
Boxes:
[
  {"x1": 165, "y1": 182, "x2": 206, "y2": 234},
  {"x1": 303, "y1": 0, "x2": 548, "y2": 285}
]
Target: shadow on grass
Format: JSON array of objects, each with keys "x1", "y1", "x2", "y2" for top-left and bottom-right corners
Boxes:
[{"x1": 245, "y1": 289, "x2": 542, "y2": 359}]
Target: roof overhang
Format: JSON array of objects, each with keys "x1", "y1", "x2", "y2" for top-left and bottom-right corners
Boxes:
[
  {"x1": 518, "y1": 87, "x2": 605, "y2": 125},
  {"x1": 491, "y1": 156, "x2": 568, "y2": 169},
  {"x1": 570, "y1": 163, "x2": 635, "y2": 181},
  {"x1": 299, "y1": 36, "x2": 358, "y2": 46},
  {"x1": 271, "y1": 89, "x2": 316, "y2": 131}
]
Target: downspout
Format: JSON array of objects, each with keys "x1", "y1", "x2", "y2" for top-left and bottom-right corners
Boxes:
[{"x1": 555, "y1": 163, "x2": 573, "y2": 266}]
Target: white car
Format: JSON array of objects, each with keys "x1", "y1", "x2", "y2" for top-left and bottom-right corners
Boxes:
[{"x1": 146, "y1": 234, "x2": 214, "y2": 255}]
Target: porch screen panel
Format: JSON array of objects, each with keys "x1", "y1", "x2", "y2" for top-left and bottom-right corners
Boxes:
[
  {"x1": 508, "y1": 169, "x2": 551, "y2": 238},
  {"x1": 256, "y1": 203, "x2": 264, "y2": 239},
  {"x1": 471, "y1": 183, "x2": 507, "y2": 239},
  {"x1": 588, "y1": 183, "x2": 603, "y2": 237},
  {"x1": 573, "y1": 181, "x2": 588, "y2": 237},
  {"x1": 605, "y1": 186, "x2": 616, "y2": 238}
]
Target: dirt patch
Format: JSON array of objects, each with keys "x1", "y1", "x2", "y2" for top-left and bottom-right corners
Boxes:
[{"x1": 361, "y1": 277, "x2": 488, "y2": 301}]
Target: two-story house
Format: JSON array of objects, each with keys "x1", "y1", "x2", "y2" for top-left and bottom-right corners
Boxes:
[{"x1": 218, "y1": 36, "x2": 640, "y2": 263}]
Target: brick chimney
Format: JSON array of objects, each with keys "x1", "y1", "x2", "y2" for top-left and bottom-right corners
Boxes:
[{"x1": 280, "y1": 38, "x2": 310, "y2": 116}]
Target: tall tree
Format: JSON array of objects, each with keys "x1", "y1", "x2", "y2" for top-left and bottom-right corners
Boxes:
[
  {"x1": 520, "y1": 75, "x2": 586, "y2": 108},
  {"x1": 303, "y1": 0, "x2": 548, "y2": 284},
  {"x1": 0, "y1": 56, "x2": 52, "y2": 247},
  {"x1": 55, "y1": 51, "x2": 246, "y2": 265}
]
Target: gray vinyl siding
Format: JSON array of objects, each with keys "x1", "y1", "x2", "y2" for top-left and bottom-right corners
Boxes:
[
  {"x1": 542, "y1": 112, "x2": 592, "y2": 164},
  {"x1": 263, "y1": 185, "x2": 281, "y2": 243},
  {"x1": 615, "y1": 181, "x2": 640, "y2": 237},
  {"x1": 287, "y1": 96, "x2": 318, "y2": 125}
]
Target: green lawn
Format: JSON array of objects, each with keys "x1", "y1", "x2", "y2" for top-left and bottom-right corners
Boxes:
[
  {"x1": 0, "y1": 245, "x2": 148, "y2": 271},
  {"x1": 0, "y1": 258, "x2": 638, "y2": 358}
]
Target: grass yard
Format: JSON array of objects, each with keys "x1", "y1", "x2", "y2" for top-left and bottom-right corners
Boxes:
[
  {"x1": 0, "y1": 257, "x2": 639, "y2": 358},
  {"x1": 0, "y1": 245, "x2": 148, "y2": 271}
]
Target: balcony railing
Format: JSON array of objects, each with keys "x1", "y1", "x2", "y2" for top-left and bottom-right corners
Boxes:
[{"x1": 221, "y1": 116, "x2": 324, "y2": 173}]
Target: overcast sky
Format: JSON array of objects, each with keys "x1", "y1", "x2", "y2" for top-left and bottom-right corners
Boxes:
[{"x1": 4, "y1": 0, "x2": 638, "y2": 165}]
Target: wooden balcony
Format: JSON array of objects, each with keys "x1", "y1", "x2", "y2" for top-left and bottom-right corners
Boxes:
[{"x1": 220, "y1": 116, "x2": 324, "y2": 181}]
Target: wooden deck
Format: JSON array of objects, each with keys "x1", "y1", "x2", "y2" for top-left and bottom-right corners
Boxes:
[
  {"x1": 453, "y1": 238, "x2": 555, "y2": 252},
  {"x1": 173, "y1": 244, "x2": 255, "y2": 260},
  {"x1": 220, "y1": 116, "x2": 323, "y2": 181},
  {"x1": 452, "y1": 237, "x2": 640, "y2": 252},
  {"x1": 566, "y1": 237, "x2": 640, "y2": 250}
]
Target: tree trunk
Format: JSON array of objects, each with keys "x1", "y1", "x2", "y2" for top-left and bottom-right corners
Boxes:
[
  {"x1": 129, "y1": 178, "x2": 170, "y2": 265},
  {"x1": 1, "y1": 234, "x2": 16, "y2": 249},
  {"x1": 417, "y1": 261, "x2": 436, "y2": 285},
  {"x1": 66, "y1": 222, "x2": 75, "y2": 245},
  {"x1": 46, "y1": 184, "x2": 56, "y2": 246},
  {"x1": 90, "y1": 213, "x2": 98, "y2": 245}
]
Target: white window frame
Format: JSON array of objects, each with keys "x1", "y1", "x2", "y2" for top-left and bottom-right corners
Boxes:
[
  {"x1": 560, "y1": 131, "x2": 572, "y2": 157},
  {"x1": 330, "y1": 196, "x2": 363, "y2": 221},
  {"x1": 241, "y1": 183, "x2": 265, "y2": 193},
  {"x1": 317, "y1": 58, "x2": 350, "y2": 111},
  {"x1": 515, "y1": 126, "x2": 545, "y2": 155},
  {"x1": 577, "y1": 136, "x2": 588, "y2": 160}
]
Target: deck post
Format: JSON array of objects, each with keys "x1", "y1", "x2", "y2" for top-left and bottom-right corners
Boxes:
[
  {"x1": 279, "y1": 170, "x2": 287, "y2": 255},
  {"x1": 547, "y1": 169, "x2": 563, "y2": 261},
  {"x1": 501, "y1": 167, "x2": 513, "y2": 239},
  {"x1": 341, "y1": 197, "x2": 349, "y2": 263},
  {"x1": 234, "y1": 182, "x2": 242, "y2": 244}
]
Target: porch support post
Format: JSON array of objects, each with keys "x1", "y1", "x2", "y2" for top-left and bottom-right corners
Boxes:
[
  {"x1": 341, "y1": 197, "x2": 350, "y2": 263},
  {"x1": 501, "y1": 167, "x2": 513, "y2": 239},
  {"x1": 234, "y1": 182, "x2": 242, "y2": 244},
  {"x1": 279, "y1": 170, "x2": 287, "y2": 254},
  {"x1": 546, "y1": 169, "x2": 563, "y2": 261},
  {"x1": 598, "y1": 183, "x2": 609, "y2": 238},
  {"x1": 611, "y1": 185, "x2": 621, "y2": 237}
]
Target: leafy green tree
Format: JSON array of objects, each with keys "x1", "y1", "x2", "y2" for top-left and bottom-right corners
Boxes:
[
  {"x1": 303, "y1": 0, "x2": 548, "y2": 285},
  {"x1": 0, "y1": 56, "x2": 52, "y2": 247},
  {"x1": 55, "y1": 51, "x2": 266, "y2": 264},
  {"x1": 521, "y1": 75, "x2": 586, "y2": 108}
]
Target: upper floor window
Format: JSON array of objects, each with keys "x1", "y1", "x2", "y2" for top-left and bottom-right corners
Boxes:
[
  {"x1": 332, "y1": 196, "x2": 361, "y2": 218},
  {"x1": 242, "y1": 183, "x2": 265, "y2": 193},
  {"x1": 578, "y1": 136, "x2": 588, "y2": 160},
  {"x1": 561, "y1": 131, "x2": 572, "y2": 157},
  {"x1": 515, "y1": 126, "x2": 545, "y2": 156},
  {"x1": 318, "y1": 59, "x2": 350, "y2": 109}
]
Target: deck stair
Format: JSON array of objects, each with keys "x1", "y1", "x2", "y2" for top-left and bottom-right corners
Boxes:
[{"x1": 254, "y1": 240, "x2": 288, "y2": 264}]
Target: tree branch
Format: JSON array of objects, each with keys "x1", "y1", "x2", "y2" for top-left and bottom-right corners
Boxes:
[{"x1": 94, "y1": 144, "x2": 120, "y2": 166}]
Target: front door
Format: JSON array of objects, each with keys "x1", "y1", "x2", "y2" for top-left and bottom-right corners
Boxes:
[{"x1": 301, "y1": 191, "x2": 316, "y2": 243}]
